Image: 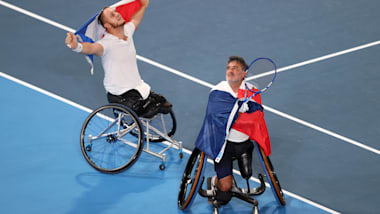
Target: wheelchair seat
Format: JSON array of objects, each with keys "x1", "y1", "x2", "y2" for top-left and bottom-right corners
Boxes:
[{"x1": 139, "y1": 100, "x2": 172, "y2": 119}]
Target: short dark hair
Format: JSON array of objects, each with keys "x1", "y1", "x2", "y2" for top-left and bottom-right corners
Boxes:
[
  {"x1": 97, "y1": 6, "x2": 109, "y2": 27},
  {"x1": 228, "y1": 56, "x2": 248, "y2": 71}
]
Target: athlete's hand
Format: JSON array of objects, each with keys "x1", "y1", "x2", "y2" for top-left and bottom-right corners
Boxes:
[
  {"x1": 239, "y1": 102, "x2": 249, "y2": 113},
  {"x1": 65, "y1": 32, "x2": 78, "y2": 49}
]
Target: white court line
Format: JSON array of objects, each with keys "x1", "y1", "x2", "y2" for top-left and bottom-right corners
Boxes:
[
  {"x1": 1, "y1": 1, "x2": 378, "y2": 212},
  {"x1": 266, "y1": 106, "x2": 380, "y2": 155},
  {"x1": 230, "y1": 170, "x2": 341, "y2": 214},
  {"x1": 247, "y1": 41, "x2": 380, "y2": 80},
  {"x1": 0, "y1": 72, "x2": 93, "y2": 114},
  {"x1": 0, "y1": 0, "x2": 74, "y2": 33}
]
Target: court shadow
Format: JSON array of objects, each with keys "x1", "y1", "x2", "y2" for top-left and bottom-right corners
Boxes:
[
  {"x1": 66, "y1": 163, "x2": 167, "y2": 214},
  {"x1": 259, "y1": 201, "x2": 287, "y2": 214}
]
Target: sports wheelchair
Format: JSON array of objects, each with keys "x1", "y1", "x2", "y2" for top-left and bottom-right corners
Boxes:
[
  {"x1": 178, "y1": 142, "x2": 285, "y2": 214},
  {"x1": 80, "y1": 103, "x2": 183, "y2": 173}
]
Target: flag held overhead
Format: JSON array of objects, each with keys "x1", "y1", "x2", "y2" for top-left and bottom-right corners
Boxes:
[{"x1": 74, "y1": 0, "x2": 141, "y2": 75}]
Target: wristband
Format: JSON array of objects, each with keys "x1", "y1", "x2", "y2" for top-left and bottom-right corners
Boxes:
[{"x1": 72, "y1": 43, "x2": 83, "y2": 53}]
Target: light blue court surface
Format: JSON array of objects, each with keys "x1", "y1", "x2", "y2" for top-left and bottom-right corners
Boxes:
[{"x1": 0, "y1": 76, "x2": 330, "y2": 214}]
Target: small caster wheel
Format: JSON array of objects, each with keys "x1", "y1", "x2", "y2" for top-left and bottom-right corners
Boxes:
[
  {"x1": 86, "y1": 145, "x2": 92, "y2": 152},
  {"x1": 179, "y1": 152, "x2": 183, "y2": 159},
  {"x1": 159, "y1": 164, "x2": 166, "y2": 170}
]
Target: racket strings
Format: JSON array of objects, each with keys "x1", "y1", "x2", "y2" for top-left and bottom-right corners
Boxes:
[{"x1": 245, "y1": 58, "x2": 276, "y2": 93}]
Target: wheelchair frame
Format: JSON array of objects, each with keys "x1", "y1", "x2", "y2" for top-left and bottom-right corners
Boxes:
[
  {"x1": 80, "y1": 103, "x2": 183, "y2": 173},
  {"x1": 140, "y1": 115, "x2": 183, "y2": 170},
  {"x1": 177, "y1": 143, "x2": 286, "y2": 214}
]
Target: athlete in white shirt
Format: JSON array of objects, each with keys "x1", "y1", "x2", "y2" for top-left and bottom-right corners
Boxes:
[{"x1": 65, "y1": 0, "x2": 171, "y2": 118}]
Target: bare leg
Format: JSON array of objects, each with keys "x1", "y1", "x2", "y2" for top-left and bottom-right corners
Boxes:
[{"x1": 215, "y1": 175, "x2": 232, "y2": 192}]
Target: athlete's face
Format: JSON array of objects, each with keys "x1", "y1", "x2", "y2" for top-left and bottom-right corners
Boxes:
[
  {"x1": 102, "y1": 7, "x2": 125, "y2": 28},
  {"x1": 226, "y1": 61, "x2": 246, "y2": 85}
]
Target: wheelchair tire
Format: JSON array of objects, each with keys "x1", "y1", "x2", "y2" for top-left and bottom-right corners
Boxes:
[
  {"x1": 80, "y1": 104, "x2": 144, "y2": 173},
  {"x1": 178, "y1": 148, "x2": 207, "y2": 210},
  {"x1": 144, "y1": 110, "x2": 177, "y2": 142},
  {"x1": 257, "y1": 146, "x2": 286, "y2": 206}
]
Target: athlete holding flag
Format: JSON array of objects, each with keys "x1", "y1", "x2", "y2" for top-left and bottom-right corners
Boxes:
[
  {"x1": 65, "y1": 0, "x2": 171, "y2": 118},
  {"x1": 195, "y1": 56, "x2": 271, "y2": 206}
]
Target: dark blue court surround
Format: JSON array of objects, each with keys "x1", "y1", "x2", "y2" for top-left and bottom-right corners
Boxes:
[{"x1": 1, "y1": 0, "x2": 380, "y2": 213}]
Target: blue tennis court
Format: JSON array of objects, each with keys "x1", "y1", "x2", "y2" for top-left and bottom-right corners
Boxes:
[{"x1": 1, "y1": 0, "x2": 380, "y2": 213}]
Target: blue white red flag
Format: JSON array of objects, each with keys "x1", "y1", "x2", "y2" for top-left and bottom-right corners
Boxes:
[
  {"x1": 195, "y1": 81, "x2": 271, "y2": 162},
  {"x1": 74, "y1": 0, "x2": 141, "y2": 74}
]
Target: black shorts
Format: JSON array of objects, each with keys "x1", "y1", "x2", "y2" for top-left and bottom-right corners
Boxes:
[
  {"x1": 214, "y1": 139, "x2": 254, "y2": 179},
  {"x1": 107, "y1": 89, "x2": 171, "y2": 117}
]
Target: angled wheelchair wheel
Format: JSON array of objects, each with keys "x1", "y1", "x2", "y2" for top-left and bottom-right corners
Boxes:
[
  {"x1": 143, "y1": 110, "x2": 177, "y2": 142},
  {"x1": 178, "y1": 148, "x2": 207, "y2": 210},
  {"x1": 257, "y1": 146, "x2": 286, "y2": 206},
  {"x1": 80, "y1": 104, "x2": 144, "y2": 173}
]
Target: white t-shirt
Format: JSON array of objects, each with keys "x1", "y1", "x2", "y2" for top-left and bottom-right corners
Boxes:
[{"x1": 97, "y1": 22, "x2": 150, "y2": 99}]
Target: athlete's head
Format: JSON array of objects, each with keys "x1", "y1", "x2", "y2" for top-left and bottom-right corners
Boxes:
[
  {"x1": 98, "y1": 7, "x2": 125, "y2": 30},
  {"x1": 226, "y1": 56, "x2": 248, "y2": 85}
]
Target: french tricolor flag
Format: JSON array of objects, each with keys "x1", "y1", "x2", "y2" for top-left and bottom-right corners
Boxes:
[
  {"x1": 195, "y1": 81, "x2": 271, "y2": 162},
  {"x1": 74, "y1": 0, "x2": 141, "y2": 74}
]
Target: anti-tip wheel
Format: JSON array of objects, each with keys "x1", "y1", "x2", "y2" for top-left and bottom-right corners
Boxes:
[{"x1": 159, "y1": 164, "x2": 166, "y2": 170}]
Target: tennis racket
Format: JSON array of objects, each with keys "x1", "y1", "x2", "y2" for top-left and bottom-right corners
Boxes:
[{"x1": 243, "y1": 57, "x2": 277, "y2": 103}]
